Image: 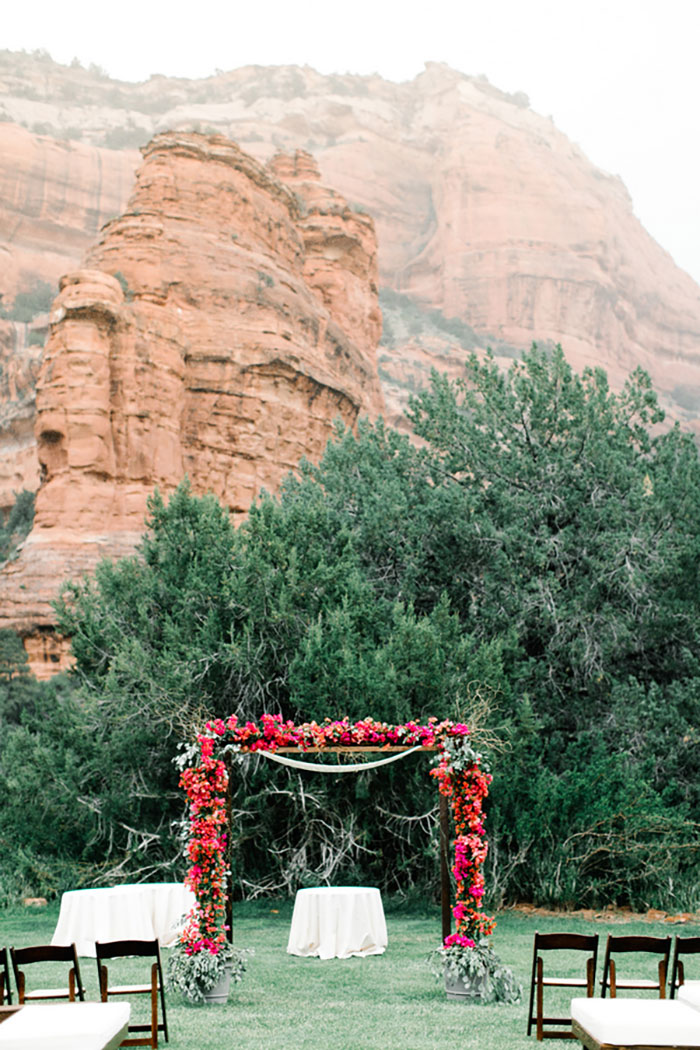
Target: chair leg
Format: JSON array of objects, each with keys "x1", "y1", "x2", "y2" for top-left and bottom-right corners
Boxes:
[
  {"x1": 536, "y1": 957, "x2": 544, "y2": 1041},
  {"x1": 673, "y1": 959, "x2": 685, "y2": 998},
  {"x1": 151, "y1": 964, "x2": 159, "y2": 1048},
  {"x1": 158, "y1": 978, "x2": 168, "y2": 1043},
  {"x1": 527, "y1": 952, "x2": 537, "y2": 1036},
  {"x1": 99, "y1": 964, "x2": 109, "y2": 1003}
]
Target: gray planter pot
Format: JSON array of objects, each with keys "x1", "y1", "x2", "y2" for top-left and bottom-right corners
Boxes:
[
  {"x1": 445, "y1": 969, "x2": 489, "y2": 1002},
  {"x1": 202, "y1": 962, "x2": 233, "y2": 1005}
]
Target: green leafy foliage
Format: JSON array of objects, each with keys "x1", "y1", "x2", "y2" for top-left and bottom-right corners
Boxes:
[
  {"x1": 52, "y1": 475, "x2": 502, "y2": 895},
  {"x1": 5, "y1": 345, "x2": 699, "y2": 909},
  {"x1": 166, "y1": 942, "x2": 251, "y2": 1004},
  {"x1": 430, "y1": 937, "x2": 522, "y2": 1004},
  {"x1": 405, "y1": 347, "x2": 700, "y2": 907},
  {"x1": 0, "y1": 634, "x2": 102, "y2": 903}
]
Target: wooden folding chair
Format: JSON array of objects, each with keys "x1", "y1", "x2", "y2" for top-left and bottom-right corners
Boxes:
[
  {"x1": 96, "y1": 938, "x2": 168, "y2": 1047},
  {"x1": 669, "y1": 935, "x2": 700, "y2": 998},
  {"x1": 600, "y1": 934, "x2": 671, "y2": 998},
  {"x1": 527, "y1": 931, "x2": 599, "y2": 1040},
  {"x1": 9, "y1": 942, "x2": 85, "y2": 1003},
  {"x1": 0, "y1": 947, "x2": 12, "y2": 1005}
]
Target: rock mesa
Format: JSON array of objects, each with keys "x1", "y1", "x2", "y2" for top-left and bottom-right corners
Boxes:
[{"x1": 1, "y1": 132, "x2": 384, "y2": 675}]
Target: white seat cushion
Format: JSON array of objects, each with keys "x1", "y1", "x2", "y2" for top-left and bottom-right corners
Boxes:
[
  {"x1": 542, "y1": 976, "x2": 590, "y2": 986},
  {"x1": 609, "y1": 978, "x2": 662, "y2": 988},
  {"x1": 0, "y1": 1002, "x2": 130, "y2": 1050},
  {"x1": 571, "y1": 997, "x2": 700, "y2": 1046},
  {"x1": 679, "y1": 982, "x2": 700, "y2": 1012}
]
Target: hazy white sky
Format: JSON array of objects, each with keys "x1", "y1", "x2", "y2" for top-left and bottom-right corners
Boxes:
[{"x1": 5, "y1": 0, "x2": 700, "y2": 285}]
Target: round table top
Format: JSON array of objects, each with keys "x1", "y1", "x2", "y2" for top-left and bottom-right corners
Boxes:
[
  {"x1": 62, "y1": 883, "x2": 183, "y2": 896},
  {"x1": 295, "y1": 886, "x2": 380, "y2": 894}
]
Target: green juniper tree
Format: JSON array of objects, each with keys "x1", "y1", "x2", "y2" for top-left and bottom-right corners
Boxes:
[{"x1": 32, "y1": 346, "x2": 700, "y2": 907}]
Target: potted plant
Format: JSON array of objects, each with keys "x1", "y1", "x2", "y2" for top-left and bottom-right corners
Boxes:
[
  {"x1": 429, "y1": 934, "x2": 521, "y2": 1004},
  {"x1": 167, "y1": 938, "x2": 251, "y2": 1005}
]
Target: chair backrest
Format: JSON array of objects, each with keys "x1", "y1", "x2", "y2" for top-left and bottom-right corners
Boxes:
[
  {"x1": 9, "y1": 943, "x2": 85, "y2": 1003},
  {"x1": 670, "y1": 935, "x2": 700, "y2": 998},
  {"x1": 95, "y1": 938, "x2": 167, "y2": 1046},
  {"x1": 527, "y1": 931, "x2": 600, "y2": 1038},
  {"x1": 0, "y1": 947, "x2": 12, "y2": 1005},
  {"x1": 601, "y1": 934, "x2": 672, "y2": 997},
  {"x1": 96, "y1": 939, "x2": 162, "y2": 964},
  {"x1": 534, "y1": 932, "x2": 600, "y2": 955}
]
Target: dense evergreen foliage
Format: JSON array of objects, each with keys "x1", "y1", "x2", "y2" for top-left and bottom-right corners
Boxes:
[{"x1": 2, "y1": 347, "x2": 699, "y2": 909}]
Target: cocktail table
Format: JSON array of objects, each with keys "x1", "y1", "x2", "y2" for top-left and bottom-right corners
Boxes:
[
  {"x1": 287, "y1": 886, "x2": 388, "y2": 960},
  {"x1": 51, "y1": 882, "x2": 195, "y2": 957}
]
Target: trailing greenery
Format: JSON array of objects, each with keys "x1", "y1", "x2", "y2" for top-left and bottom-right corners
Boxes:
[
  {"x1": 167, "y1": 942, "x2": 251, "y2": 1004},
  {"x1": 2, "y1": 346, "x2": 699, "y2": 909},
  {"x1": 429, "y1": 936, "x2": 522, "y2": 1004}
]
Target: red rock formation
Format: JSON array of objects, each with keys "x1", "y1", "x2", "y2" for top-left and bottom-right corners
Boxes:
[
  {"x1": 2, "y1": 60, "x2": 700, "y2": 432},
  {"x1": 0, "y1": 122, "x2": 136, "y2": 299},
  {"x1": 3, "y1": 58, "x2": 700, "y2": 675},
  {"x1": 268, "y1": 150, "x2": 383, "y2": 366},
  {"x1": 0, "y1": 132, "x2": 384, "y2": 674}
]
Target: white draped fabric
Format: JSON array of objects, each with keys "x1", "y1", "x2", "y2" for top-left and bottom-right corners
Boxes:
[
  {"x1": 0, "y1": 1003, "x2": 130, "y2": 1050},
  {"x1": 51, "y1": 883, "x2": 195, "y2": 957},
  {"x1": 257, "y1": 745, "x2": 423, "y2": 773},
  {"x1": 287, "y1": 886, "x2": 388, "y2": 960}
]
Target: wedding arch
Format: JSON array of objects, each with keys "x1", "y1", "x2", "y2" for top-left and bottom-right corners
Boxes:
[{"x1": 177, "y1": 715, "x2": 495, "y2": 960}]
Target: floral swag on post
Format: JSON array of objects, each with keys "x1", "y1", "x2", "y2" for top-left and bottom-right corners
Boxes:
[
  {"x1": 172, "y1": 714, "x2": 517, "y2": 1003},
  {"x1": 430, "y1": 733, "x2": 520, "y2": 1003}
]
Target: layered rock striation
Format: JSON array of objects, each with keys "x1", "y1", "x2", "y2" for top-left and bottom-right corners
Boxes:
[
  {"x1": 2, "y1": 58, "x2": 700, "y2": 430},
  {"x1": 0, "y1": 121, "x2": 137, "y2": 299},
  {"x1": 1, "y1": 132, "x2": 384, "y2": 675},
  {"x1": 3, "y1": 58, "x2": 700, "y2": 674}
]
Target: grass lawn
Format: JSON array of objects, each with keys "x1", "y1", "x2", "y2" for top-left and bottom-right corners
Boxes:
[{"x1": 2, "y1": 900, "x2": 698, "y2": 1049}]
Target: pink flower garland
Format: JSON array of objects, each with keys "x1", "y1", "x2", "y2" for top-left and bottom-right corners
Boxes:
[
  {"x1": 178, "y1": 715, "x2": 493, "y2": 958},
  {"x1": 431, "y1": 746, "x2": 495, "y2": 946}
]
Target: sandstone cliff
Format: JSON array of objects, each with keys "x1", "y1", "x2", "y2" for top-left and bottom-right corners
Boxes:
[
  {"x1": 0, "y1": 121, "x2": 138, "y2": 300},
  {"x1": 2, "y1": 55, "x2": 700, "y2": 432},
  {"x1": 4, "y1": 55, "x2": 700, "y2": 675},
  {"x1": 0, "y1": 132, "x2": 384, "y2": 675}
]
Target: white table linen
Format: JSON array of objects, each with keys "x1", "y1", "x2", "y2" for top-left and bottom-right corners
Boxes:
[
  {"x1": 287, "y1": 886, "x2": 387, "y2": 960},
  {"x1": 571, "y1": 997, "x2": 700, "y2": 1047},
  {"x1": 0, "y1": 1003, "x2": 130, "y2": 1050},
  {"x1": 51, "y1": 883, "x2": 195, "y2": 957}
]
